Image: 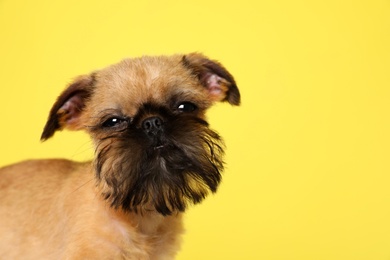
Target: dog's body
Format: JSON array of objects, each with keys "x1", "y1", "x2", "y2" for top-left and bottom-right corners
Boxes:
[
  {"x1": 0, "y1": 53, "x2": 239, "y2": 259},
  {"x1": 0, "y1": 159, "x2": 183, "y2": 259}
]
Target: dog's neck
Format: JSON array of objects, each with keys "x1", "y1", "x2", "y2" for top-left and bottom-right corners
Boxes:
[
  {"x1": 133, "y1": 211, "x2": 169, "y2": 234},
  {"x1": 103, "y1": 203, "x2": 183, "y2": 257},
  {"x1": 102, "y1": 199, "x2": 183, "y2": 238}
]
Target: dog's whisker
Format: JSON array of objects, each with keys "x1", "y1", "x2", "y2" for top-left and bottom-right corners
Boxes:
[
  {"x1": 69, "y1": 140, "x2": 95, "y2": 159},
  {"x1": 70, "y1": 178, "x2": 95, "y2": 195}
]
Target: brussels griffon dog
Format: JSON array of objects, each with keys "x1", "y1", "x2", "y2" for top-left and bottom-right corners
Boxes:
[{"x1": 0, "y1": 53, "x2": 240, "y2": 259}]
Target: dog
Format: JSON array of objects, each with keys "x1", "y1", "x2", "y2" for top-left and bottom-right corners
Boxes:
[{"x1": 0, "y1": 53, "x2": 240, "y2": 259}]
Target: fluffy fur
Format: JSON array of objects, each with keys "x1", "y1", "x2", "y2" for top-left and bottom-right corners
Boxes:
[{"x1": 0, "y1": 53, "x2": 240, "y2": 259}]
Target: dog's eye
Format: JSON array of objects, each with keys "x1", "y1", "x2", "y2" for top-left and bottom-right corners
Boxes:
[
  {"x1": 177, "y1": 102, "x2": 197, "y2": 113},
  {"x1": 102, "y1": 117, "x2": 127, "y2": 128}
]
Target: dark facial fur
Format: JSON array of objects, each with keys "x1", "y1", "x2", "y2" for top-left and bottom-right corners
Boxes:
[
  {"x1": 92, "y1": 103, "x2": 225, "y2": 216},
  {"x1": 41, "y1": 53, "x2": 240, "y2": 216}
]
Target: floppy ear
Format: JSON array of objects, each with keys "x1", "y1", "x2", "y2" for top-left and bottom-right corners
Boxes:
[
  {"x1": 40, "y1": 74, "x2": 95, "y2": 141},
  {"x1": 182, "y1": 53, "x2": 240, "y2": 105}
]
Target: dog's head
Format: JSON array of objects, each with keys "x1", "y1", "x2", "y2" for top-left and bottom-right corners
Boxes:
[{"x1": 41, "y1": 53, "x2": 240, "y2": 215}]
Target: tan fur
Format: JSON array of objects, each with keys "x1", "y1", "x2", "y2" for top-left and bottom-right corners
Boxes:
[
  {"x1": 0, "y1": 160, "x2": 183, "y2": 259},
  {"x1": 0, "y1": 54, "x2": 240, "y2": 259}
]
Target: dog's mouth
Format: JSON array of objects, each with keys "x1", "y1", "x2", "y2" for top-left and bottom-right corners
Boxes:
[
  {"x1": 149, "y1": 137, "x2": 167, "y2": 151},
  {"x1": 153, "y1": 144, "x2": 166, "y2": 150}
]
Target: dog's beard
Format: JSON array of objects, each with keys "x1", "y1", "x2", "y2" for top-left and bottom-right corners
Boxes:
[{"x1": 94, "y1": 116, "x2": 225, "y2": 216}]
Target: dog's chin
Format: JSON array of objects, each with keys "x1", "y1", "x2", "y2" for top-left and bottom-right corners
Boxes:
[{"x1": 95, "y1": 126, "x2": 225, "y2": 216}]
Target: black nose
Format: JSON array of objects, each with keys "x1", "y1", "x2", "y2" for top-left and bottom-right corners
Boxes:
[{"x1": 142, "y1": 116, "x2": 163, "y2": 136}]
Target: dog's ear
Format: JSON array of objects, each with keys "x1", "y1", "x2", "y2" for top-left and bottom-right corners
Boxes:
[
  {"x1": 182, "y1": 53, "x2": 240, "y2": 105},
  {"x1": 41, "y1": 75, "x2": 95, "y2": 141}
]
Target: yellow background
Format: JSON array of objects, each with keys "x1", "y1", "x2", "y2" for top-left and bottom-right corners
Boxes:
[{"x1": 1, "y1": 1, "x2": 390, "y2": 259}]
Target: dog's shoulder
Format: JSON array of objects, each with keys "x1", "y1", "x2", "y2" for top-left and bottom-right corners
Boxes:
[
  {"x1": 0, "y1": 158, "x2": 89, "y2": 174},
  {"x1": 0, "y1": 159, "x2": 91, "y2": 188}
]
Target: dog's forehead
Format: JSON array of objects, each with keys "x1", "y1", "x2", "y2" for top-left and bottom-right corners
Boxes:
[{"x1": 91, "y1": 56, "x2": 208, "y2": 114}]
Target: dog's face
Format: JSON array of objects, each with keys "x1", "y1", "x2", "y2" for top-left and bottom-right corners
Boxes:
[{"x1": 41, "y1": 53, "x2": 240, "y2": 215}]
